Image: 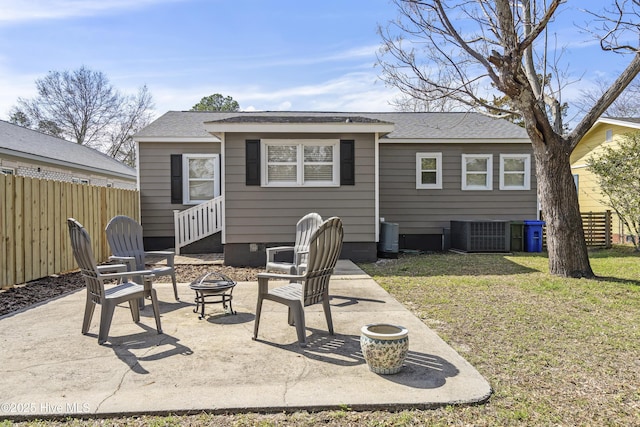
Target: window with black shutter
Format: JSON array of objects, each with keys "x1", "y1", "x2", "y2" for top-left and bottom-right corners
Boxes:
[
  {"x1": 340, "y1": 140, "x2": 355, "y2": 186},
  {"x1": 170, "y1": 154, "x2": 183, "y2": 203},
  {"x1": 246, "y1": 140, "x2": 261, "y2": 186}
]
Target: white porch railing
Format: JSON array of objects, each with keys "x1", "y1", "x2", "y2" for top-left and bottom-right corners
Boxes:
[{"x1": 173, "y1": 196, "x2": 223, "y2": 254}]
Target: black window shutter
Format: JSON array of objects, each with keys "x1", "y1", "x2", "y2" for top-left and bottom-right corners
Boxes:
[
  {"x1": 170, "y1": 154, "x2": 183, "y2": 204},
  {"x1": 246, "y1": 140, "x2": 261, "y2": 186},
  {"x1": 340, "y1": 140, "x2": 355, "y2": 186}
]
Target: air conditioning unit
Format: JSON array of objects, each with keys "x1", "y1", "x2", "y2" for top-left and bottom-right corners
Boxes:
[{"x1": 450, "y1": 220, "x2": 510, "y2": 252}]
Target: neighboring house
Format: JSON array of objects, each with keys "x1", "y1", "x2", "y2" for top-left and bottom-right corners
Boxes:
[
  {"x1": 570, "y1": 117, "x2": 640, "y2": 243},
  {"x1": 0, "y1": 119, "x2": 136, "y2": 189},
  {"x1": 134, "y1": 111, "x2": 537, "y2": 266}
]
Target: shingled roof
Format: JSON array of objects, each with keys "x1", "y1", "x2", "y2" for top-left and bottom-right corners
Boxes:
[
  {"x1": 134, "y1": 111, "x2": 530, "y2": 142},
  {"x1": 0, "y1": 120, "x2": 136, "y2": 179}
]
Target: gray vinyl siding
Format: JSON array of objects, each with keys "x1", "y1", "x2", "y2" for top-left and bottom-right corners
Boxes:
[
  {"x1": 138, "y1": 141, "x2": 220, "y2": 237},
  {"x1": 224, "y1": 133, "x2": 376, "y2": 244},
  {"x1": 379, "y1": 143, "x2": 537, "y2": 236}
]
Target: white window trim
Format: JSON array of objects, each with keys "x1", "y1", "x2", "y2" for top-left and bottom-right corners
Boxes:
[
  {"x1": 72, "y1": 177, "x2": 90, "y2": 185},
  {"x1": 462, "y1": 154, "x2": 493, "y2": 190},
  {"x1": 605, "y1": 129, "x2": 613, "y2": 142},
  {"x1": 416, "y1": 152, "x2": 442, "y2": 189},
  {"x1": 499, "y1": 154, "x2": 531, "y2": 190},
  {"x1": 183, "y1": 153, "x2": 220, "y2": 205},
  {"x1": 1, "y1": 167, "x2": 15, "y2": 175},
  {"x1": 261, "y1": 139, "x2": 339, "y2": 187}
]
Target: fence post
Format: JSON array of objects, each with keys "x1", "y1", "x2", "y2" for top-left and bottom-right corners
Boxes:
[{"x1": 605, "y1": 210, "x2": 612, "y2": 248}]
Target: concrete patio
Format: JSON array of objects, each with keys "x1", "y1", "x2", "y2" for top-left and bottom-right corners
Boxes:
[{"x1": 0, "y1": 260, "x2": 491, "y2": 420}]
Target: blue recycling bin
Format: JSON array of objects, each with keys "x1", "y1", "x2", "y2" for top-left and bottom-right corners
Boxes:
[{"x1": 524, "y1": 220, "x2": 545, "y2": 252}]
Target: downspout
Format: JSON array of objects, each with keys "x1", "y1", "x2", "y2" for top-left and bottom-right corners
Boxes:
[
  {"x1": 134, "y1": 138, "x2": 141, "y2": 222},
  {"x1": 374, "y1": 132, "x2": 380, "y2": 243},
  {"x1": 220, "y1": 132, "x2": 226, "y2": 245}
]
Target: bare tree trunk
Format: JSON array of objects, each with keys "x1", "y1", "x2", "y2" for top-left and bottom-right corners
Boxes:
[{"x1": 532, "y1": 134, "x2": 595, "y2": 278}]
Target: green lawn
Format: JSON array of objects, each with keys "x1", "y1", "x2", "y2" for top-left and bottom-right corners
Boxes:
[{"x1": 6, "y1": 247, "x2": 640, "y2": 426}]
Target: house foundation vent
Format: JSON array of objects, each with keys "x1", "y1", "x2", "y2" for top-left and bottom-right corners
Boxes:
[{"x1": 450, "y1": 220, "x2": 510, "y2": 253}]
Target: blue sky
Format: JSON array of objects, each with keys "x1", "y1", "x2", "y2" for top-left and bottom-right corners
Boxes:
[{"x1": 0, "y1": 0, "x2": 636, "y2": 121}]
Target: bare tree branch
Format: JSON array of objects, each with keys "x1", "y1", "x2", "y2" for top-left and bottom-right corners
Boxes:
[
  {"x1": 10, "y1": 66, "x2": 154, "y2": 164},
  {"x1": 569, "y1": 53, "x2": 640, "y2": 149}
]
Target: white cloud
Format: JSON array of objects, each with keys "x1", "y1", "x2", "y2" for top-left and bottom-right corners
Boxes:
[
  {"x1": 147, "y1": 71, "x2": 399, "y2": 114},
  {"x1": 0, "y1": 0, "x2": 187, "y2": 23},
  {"x1": 0, "y1": 60, "x2": 40, "y2": 119},
  {"x1": 227, "y1": 72, "x2": 397, "y2": 112}
]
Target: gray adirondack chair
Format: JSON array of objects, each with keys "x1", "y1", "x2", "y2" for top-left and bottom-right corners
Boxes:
[
  {"x1": 265, "y1": 212, "x2": 323, "y2": 275},
  {"x1": 105, "y1": 215, "x2": 179, "y2": 301},
  {"x1": 67, "y1": 218, "x2": 162, "y2": 345},
  {"x1": 254, "y1": 216, "x2": 344, "y2": 347}
]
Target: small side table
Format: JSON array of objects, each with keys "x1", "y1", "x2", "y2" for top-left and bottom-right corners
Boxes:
[{"x1": 189, "y1": 272, "x2": 237, "y2": 319}]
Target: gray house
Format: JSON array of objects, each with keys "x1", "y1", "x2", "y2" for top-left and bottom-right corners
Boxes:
[
  {"x1": 0, "y1": 119, "x2": 136, "y2": 189},
  {"x1": 134, "y1": 111, "x2": 536, "y2": 266}
]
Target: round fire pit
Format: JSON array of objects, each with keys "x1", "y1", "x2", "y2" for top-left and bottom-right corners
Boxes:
[{"x1": 189, "y1": 272, "x2": 236, "y2": 319}]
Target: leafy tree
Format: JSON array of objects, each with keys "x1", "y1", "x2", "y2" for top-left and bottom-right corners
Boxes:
[
  {"x1": 190, "y1": 94, "x2": 240, "y2": 112},
  {"x1": 587, "y1": 131, "x2": 640, "y2": 250},
  {"x1": 9, "y1": 66, "x2": 154, "y2": 165},
  {"x1": 378, "y1": 0, "x2": 640, "y2": 278}
]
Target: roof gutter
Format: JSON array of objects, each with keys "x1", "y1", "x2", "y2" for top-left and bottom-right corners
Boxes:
[{"x1": 379, "y1": 138, "x2": 532, "y2": 144}]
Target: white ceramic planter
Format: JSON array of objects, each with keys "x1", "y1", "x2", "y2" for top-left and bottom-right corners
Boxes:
[{"x1": 360, "y1": 323, "x2": 409, "y2": 374}]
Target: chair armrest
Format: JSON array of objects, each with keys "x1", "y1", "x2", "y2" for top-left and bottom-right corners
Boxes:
[
  {"x1": 145, "y1": 251, "x2": 175, "y2": 267},
  {"x1": 257, "y1": 272, "x2": 305, "y2": 281},
  {"x1": 109, "y1": 255, "x2": 136, "y2": 271},
  {"x1": 97, "y1": 264, "x2": 128, "y2": 274},
  {"x1": 257, "y1": 271, "x2": 305, "y2": 293},
  {"x1": 146, "y1": 250, "x2": 174, "y2": 257},
  {"x1": 100, "y1": 270, "x2": 155, "y2": 282},
  {"x1": 266, "y1": 246, "x2": 294, "y2": 262}
]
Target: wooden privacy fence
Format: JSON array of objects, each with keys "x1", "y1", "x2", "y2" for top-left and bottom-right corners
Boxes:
[
  {"x1": 1, "y1": 174, "x2": 139, "y2": 288},
  {"x1": 581, "y1": 210, "x2": 612, "y2": 248},
  {"x1": 542, "y1": 210, "x2": 612, "y2": 249}
]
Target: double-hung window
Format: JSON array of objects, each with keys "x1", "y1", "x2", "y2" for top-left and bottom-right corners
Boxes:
[
  {"x1": 499, "y1": 154, "x2": 531, "y2": 190},
  {"x1": 416, "y1": 152, "x2": 442, "y2": 189},
  {"x1": 262, "y1": 139, "x2": 339, "y2": 187},
  {"x1": 183, "y1": 154, "x2": 219, "y2": 204},
  {"x1": 462, "y1": 154, "x2": 492, "y2": 190}
]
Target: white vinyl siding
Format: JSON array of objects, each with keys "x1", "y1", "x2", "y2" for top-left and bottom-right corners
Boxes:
[
  {"x1": 262, "y1": 139, "x2": 339, "y2": 187},
  {"x1": 416, "y1": 152, "x2": 442, "y2": 189},
  {"x1": 183, "y1": 154, "x2": 220, "y2": 204},
  {"x1": 462, "y1": 154, "x2": 492, "y2": 190},
  {"x1": 500, "y1": 154, "x2": 531, "y2": 190}
]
